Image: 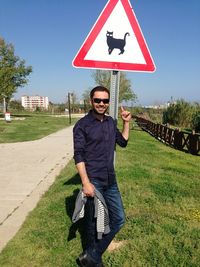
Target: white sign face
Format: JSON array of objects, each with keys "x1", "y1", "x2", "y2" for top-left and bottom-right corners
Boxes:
[
  {"x1": 85, "y1": 1, "x2": 146, "y2": 64},
  {"x1": 72, "y1": 0, "x2": 156, "y2": 72}
]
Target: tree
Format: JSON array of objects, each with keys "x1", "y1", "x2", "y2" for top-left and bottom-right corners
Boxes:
[
  {"x1": 91, "y1": 70, "x2": 137, "y2": 103},
  {"x1": 82, "y1": 88, "x2": 92, "y2": 113},
  {"x1": 82, "y1": 88, "x2": 92, "y2": 104},
  {"x1": 70, "y1": 91, "x2": 78, "y2": 113},
  {"x1": 0, "y1": 37, "x2": 32, "y2": 111},
  {"x1": 9, "y1": 100, "x2": 24, "y2": 111}
]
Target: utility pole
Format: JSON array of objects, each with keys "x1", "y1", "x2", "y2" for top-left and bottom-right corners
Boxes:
[
  {"x1": 84, "y1": 99, "x2": 87, "y2": 115},
  {"x1": 68, "y1": 92, "x2": 72, "y2": 124}
]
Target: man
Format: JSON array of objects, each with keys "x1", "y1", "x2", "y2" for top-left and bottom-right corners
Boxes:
[{"x1": 73, "y1": 86, "x2": 131, "y2": 267}]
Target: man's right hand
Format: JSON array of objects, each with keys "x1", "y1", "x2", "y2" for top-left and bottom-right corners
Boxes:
[{"x1": 82, "y1": 182, "x2": 95, "y2": 197}]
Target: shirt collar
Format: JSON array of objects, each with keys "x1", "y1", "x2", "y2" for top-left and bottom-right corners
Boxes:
[{"x1": 88, "y1": 109, "x2": 109, "y2": 122}]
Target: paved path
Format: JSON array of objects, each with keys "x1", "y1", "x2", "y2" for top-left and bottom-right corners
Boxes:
[{"x1": 0, "y1": 126, "x2": 74, "y2": 252}]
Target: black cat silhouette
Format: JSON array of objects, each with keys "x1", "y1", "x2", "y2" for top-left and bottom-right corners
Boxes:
[{"x1": 106, "y1": 31, "x2": 130, "y2": 55}]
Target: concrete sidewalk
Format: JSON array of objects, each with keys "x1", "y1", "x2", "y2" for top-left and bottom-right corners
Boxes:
[{"x1": 0, "y1": 126, "x2": 74, "y2": 252}]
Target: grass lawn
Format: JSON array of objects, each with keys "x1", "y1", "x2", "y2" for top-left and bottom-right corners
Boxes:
[
  {"x1": 0, "y1": 114, "x2": 77, "y2": 143},
  {"x1": 0, "y1": 129, "x2": 199, "y2": 266}
]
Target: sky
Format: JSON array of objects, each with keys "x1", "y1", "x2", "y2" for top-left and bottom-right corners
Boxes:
[{"x1": 0, "y1": 0, "x2": 199, "y2": 106}]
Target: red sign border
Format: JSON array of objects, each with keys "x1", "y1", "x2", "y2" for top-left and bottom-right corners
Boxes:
[{"x1": 72, "y1": 0, "x2": 156, "y2": 72}]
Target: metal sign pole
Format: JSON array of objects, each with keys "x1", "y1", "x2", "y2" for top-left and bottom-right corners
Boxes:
[
  {"x1": 109, "y1": 70, "x2": 120, "y2": 165},
  {"x1": 109, "y1": 70, "x2": 120, "y2": 121}
]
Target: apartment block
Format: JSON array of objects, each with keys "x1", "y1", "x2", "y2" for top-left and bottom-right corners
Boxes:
[{"x1": 21, "y1": 95, "x2": 49, "y2": 111}]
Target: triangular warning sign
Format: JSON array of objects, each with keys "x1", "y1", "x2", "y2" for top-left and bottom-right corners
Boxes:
[{"x1": 72, "y1": 0, "x2": 156, "y2": 72}]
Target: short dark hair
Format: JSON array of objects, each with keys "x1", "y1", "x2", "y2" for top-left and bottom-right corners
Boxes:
[{"x1": 90, "y1": 86, "x2": 110, "y2": 99}]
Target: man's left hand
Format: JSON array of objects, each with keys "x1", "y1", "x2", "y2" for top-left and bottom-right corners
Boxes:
[{"x1": 120, "y1": 106, "x2": 132, "y2": 122}]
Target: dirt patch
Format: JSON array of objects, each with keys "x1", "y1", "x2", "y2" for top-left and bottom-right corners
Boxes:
[{"x1": 107, "y1": 240, "x2": 127, "y2": 252}]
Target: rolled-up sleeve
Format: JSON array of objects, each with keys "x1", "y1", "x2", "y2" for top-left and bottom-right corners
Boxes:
[
  {"x1": 73, "y1": 123, "x2": 86, "y2": 164},
  {"x1": 116, "y1": 127, "x2": 128, "y2": 147}
]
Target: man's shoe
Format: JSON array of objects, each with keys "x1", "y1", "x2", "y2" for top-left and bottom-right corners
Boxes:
[{"x1": 77, "y1": 251, "x2": 97, "y2": 267}]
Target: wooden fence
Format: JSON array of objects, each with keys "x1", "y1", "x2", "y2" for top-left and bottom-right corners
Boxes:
[{"x1": 134, "y1": 116, "x2": 200, "y2": 155}]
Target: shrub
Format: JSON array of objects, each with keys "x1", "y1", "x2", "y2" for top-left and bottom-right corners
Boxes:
[
  {"x1": 192, "y1": 111, "x2": 200, "y2": 132},
  {"x1": 163, "y1": 99, "x2": 194, "y2": 128}
]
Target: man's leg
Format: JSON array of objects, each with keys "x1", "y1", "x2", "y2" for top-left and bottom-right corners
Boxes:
[
  {"x1": 77, "y1": 197, "x2": 99, "y2": 266},
  {"x1": 84, "y1": 197, "x2": 96, "y2": 249},
  {"x1": 87, "y1": 182, "x2": 125, "y2": 263}
]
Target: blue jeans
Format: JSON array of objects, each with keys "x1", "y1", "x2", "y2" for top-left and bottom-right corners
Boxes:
[{"x1": 84, "y1": 181, "x2": 125, "y2": 263}]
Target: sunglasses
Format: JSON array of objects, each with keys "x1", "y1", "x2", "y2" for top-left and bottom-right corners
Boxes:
[{"x1": 93, "y1": 98, "x2": 110, "y2": 104}]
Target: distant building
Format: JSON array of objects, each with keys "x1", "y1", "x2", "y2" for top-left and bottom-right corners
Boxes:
[
  {"x1": 143, "y1": 103, "x2": 169, "y2": 110},
  {"x1": 21, "y1": 95, "x2": 49, "y2": 111}
]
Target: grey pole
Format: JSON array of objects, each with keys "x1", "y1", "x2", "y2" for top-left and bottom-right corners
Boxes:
[
  {"x1": 109, "y1": 70, "x2": 120, "y2": 121},
  {"x1": 109, "y1": 70, "x2": 120, "y2": 165}
]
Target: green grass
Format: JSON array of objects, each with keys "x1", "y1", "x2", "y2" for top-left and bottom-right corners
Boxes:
[
  {"x1": 0, "y1": 129, "x2": 199, "y2": 266},
  {"x1": 0, "y1": 114, "x2": 77, "y2": 143}
]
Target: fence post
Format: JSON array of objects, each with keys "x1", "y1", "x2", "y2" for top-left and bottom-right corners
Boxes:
[
  {"x1": 188, "y1": 133, "x2": 199, "y2": 155},
  {"x1": 174, "y1": 129, "x2": 183, "y2": 150},
  {"x1": 168, "y1": 128, "x2": 173, "y2": 145},
  {"x1": 163, "y1": 126, "x2": 167, "y2": 142}
]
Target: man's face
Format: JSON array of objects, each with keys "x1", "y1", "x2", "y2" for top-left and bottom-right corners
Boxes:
[{"x1": 91, "y1": 91, "x2": 110, "y2": 115}]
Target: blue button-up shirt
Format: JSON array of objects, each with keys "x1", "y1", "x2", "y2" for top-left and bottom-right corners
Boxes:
[{"x1": 73, "y1": 110, "x2": 128, "y2": 186}]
